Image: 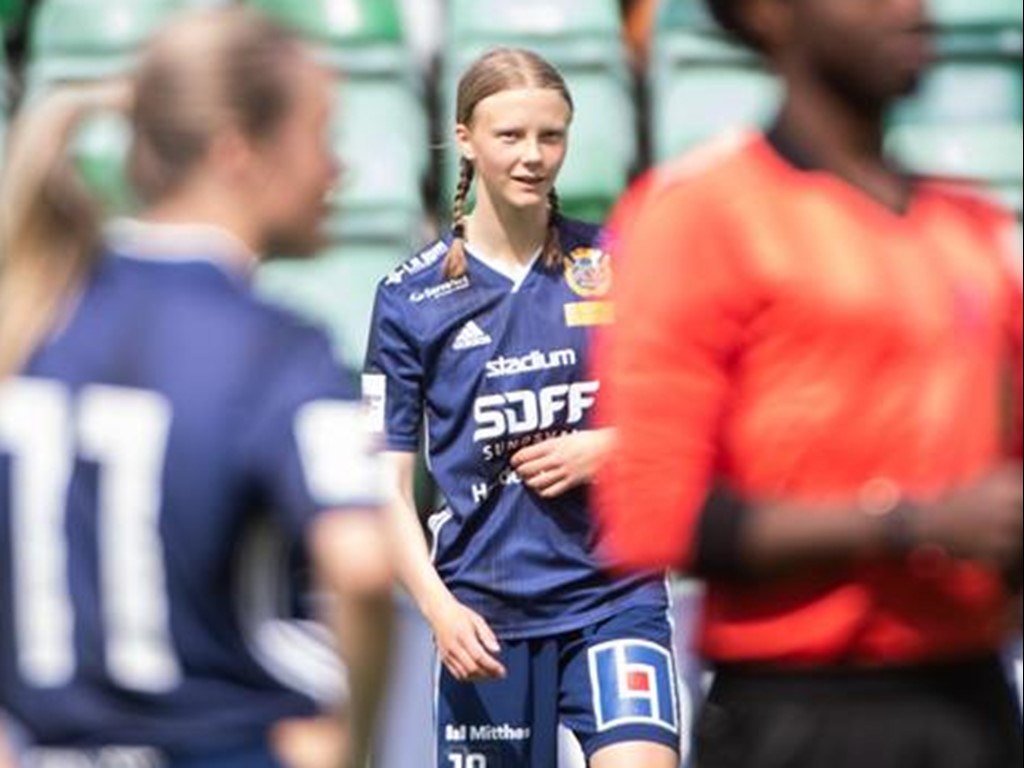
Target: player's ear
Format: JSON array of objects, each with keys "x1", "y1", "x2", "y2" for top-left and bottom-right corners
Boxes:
[{"x1": 455, "y1": 123, "x2": 475, "y2": 163}]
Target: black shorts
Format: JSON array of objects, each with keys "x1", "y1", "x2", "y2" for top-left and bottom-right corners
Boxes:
[{"x1": 695, "y1": 655, "x2": 1022, "y2": 768}]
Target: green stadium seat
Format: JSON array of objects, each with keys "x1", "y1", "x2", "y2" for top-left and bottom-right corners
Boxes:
[
  {"x1": 1, "y1": 44, "x2": 8, "y2": 169},
  {"x1": 246, "y1": 0, "x2": 409, "y2": 75},
  {"x1": 0, "y1": 0, "x2": 24, "y2": 27},
  {"x1": 649, "y1": 0, "x2": 781, "y2": 161},
  {"x1": 651, "y1": 66, "x2": 780, "y2": 161},
  {"x1": 448, "y1": 0, "x2": 622, "y2": 62},
  {"x1": 27, "y1": 0, "x2": 181, "y2": 91},
  {"x1": 554, "y1": 72, "x2": 636, "y2": 223},
  {"x1": 930, "y1": 0, "x2": 1021, "y2": 29},
  {"x1": 893, "y1": 59, "x2": 1023, "y2": 124},
  {"x1": 256, "y1": 243, "x2": 405, "y2": 368},
  {"x1": 656, "y1": 0, "x2": 717, "y2": 32},
  {"x1": 887, "y1": 122, "x2": 1023, "y2": 185},
  {"x1": 247, "y1": 0, "x2": 427, "y2": 235},
  {"x1": 442, "y1": 0, "x2": 636, "y2": 223},
  {"x1": 653, "y1": 0, "x2": 760, "y2": 62},
  {"x1": 327, "y1": 80, "x2": 427, "y2": 243},
  {"x1": 929, "y1": 0, "x2": 1022, "y2": 56},
  {"x1": 888, "y1": 52, "x2": 1022, "y2": 194},
  {"x1": 73, "y1": 110, "x2": 134, "y2": 214}
]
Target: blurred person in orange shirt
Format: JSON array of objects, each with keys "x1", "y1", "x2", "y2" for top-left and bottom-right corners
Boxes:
[
  {"x1": 597, "y1": 0, "x2": 1023, "y2": 766},
  {"x1": 0, "y1": 7, "x2": 392, "y2": 768}
]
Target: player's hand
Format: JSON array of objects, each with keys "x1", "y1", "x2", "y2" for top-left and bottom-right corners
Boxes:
[
  {"x1": 511, "y1": 429, "x2": 614, "y2": 499},
  {"x1": 916, "y1": 464, "x2": 1023, "y2": 572},
  {"x1": 428, "y1": 596, "x2": 506, "y2": 682}
]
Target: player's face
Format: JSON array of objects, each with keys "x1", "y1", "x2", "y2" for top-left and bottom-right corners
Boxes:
[
  {"x1": 457, "y1": 87, "x2": 571, "y2": 211},
  {"x1": 784, "y1": 0, "x2": 933, "y2": 104},
  {"x1": 251, "y1": 57, "x2": 339, "y2": 257}
]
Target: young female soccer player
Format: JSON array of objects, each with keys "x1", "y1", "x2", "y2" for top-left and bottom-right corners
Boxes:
[
  {"x1": 365, "y1": 47, "x2": 680, "y2": 768},
  {"x1": 0, "y1": 8, "x2": 392, "y2": 767}
]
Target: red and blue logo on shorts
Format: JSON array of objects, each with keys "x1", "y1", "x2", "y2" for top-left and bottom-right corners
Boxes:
[{"x1": 588, "y1": 639, "x2": 679, "y2": 734}]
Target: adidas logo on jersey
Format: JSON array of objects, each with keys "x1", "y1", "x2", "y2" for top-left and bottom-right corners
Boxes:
[{"x1": 452, "y1": 321, "x2": 492, "y2": 351}]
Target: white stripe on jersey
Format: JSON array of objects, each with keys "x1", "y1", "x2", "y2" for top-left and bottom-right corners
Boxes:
[{"x1": 235, "y1": 519, "x2": 346, "y2": 706}]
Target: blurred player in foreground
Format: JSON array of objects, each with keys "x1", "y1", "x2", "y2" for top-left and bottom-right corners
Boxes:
[
  {"x1": 0, "y1": 7, "x2": 392, "y2": 768},
  {"x1": 598, "y1": 0, "x2": 1023, "y2": 766}
]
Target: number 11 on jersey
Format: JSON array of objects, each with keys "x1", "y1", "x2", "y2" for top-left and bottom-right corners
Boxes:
[{"x1": 0, "y1": 378, "x2": 181, "y2": 693}]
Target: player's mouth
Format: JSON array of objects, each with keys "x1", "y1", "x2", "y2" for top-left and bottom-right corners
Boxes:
[{"x1": 512, "y1": 175, "x2": 546, "y2": 188}]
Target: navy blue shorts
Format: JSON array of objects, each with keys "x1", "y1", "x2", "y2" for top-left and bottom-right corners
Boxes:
[{"x1": 436, "y1": 604, "x2": 681, "y2": 767}]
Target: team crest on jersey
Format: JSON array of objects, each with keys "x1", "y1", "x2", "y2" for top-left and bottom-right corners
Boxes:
[
  {"x1": 588, "y1": 639, "x2": 678, "y2": 734},
  {"x1": 565, "y1": 247, "x2": 612, "y2": 298}
]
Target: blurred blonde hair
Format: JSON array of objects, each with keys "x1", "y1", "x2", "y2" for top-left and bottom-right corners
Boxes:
[{"x1": 0, "y1": 6, "x2": 303, "y2": 379}]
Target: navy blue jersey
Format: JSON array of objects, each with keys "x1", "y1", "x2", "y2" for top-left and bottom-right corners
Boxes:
[
  {"x1": 364, "y1": 218, "x2": 666, "y2": 640},
  {"x1": 0, "y1": 238, "x2": 384, "y2": 752}
]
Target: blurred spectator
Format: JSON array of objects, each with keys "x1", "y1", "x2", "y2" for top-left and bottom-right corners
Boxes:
[{"x1": 620, "y1": 0, "x2": 659, "y2": 68}]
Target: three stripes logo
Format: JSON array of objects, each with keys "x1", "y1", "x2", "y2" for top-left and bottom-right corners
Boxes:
[
  {"x1": 588, "y1": 639, "x2": 679, "y2": 734},
  {"x1": 452, "y1": 321, "x2": 492, "y2": 351}
]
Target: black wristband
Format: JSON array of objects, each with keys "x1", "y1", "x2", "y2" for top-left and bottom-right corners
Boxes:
[
  {"x1": 879, "y1": 499, "x2": 921, "y2": 556},
  {"x1": 692, "y1": 483, "x2": 753, "y2": 581}
]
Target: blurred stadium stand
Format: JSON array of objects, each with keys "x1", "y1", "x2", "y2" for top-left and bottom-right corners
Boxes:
[
  {"x1": 648, "y1": 0, "x2": 780, "y2": 161},
  {"x1": 1, "y1": 36, "x2": 8, "y2": 168},
  {"x1": 26, "y1": 0, "x2": 185, "y2": 93},
  {"x1": 888, "y1": 0, "x2": 1023, "y2": 218},
  {"x1": 249, "y1": 0, "x2": 427, "y2": 368}
]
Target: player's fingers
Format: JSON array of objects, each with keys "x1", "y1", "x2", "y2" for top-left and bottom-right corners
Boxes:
[
  {"x1": 535, "y1": 467, "x2": 569, "y2": 491},
  {"x1": 471, "y1": 613, "x2": 502, "y2": 655},
  {"x1": 458, "y1": 638, "x2": 503, "y2": 679},
  {"x1": 442, "y1": 652, "x2": 467, "y2": 681},
  {"x1": 470, "y1": 648, "x2": 506, "y2": 679},
  {"x1": 521, "y1": 463, "x2": 564, "y2": 491},
  {"x1": 510, "y1": 441, "x2": 551, "y2": 469},
  {"x1": 538, "y1": 477, "x2": 573, "y2": 499},
  {"x1": 452, "y1": 645, "x2": 484, "y2": 679},
  {"x1": 513, "y1": 456, "x2": 551, "y2": 481}
]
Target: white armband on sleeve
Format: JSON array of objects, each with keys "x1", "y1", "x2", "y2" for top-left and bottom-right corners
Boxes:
[{"x1": 295, "y1": 400, "x2": 386, "y2": 507}]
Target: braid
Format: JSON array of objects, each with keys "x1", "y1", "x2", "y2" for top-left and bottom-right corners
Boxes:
[
  {"x1": 542, "y1": 187, "x2": 565, "y2": 270},
  {"x1": 443, "y1": 158, "x2": 474, "y2": 280}
]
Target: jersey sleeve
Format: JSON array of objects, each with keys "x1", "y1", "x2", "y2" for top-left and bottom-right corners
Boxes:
[
  {"x1": 363, "y1": 281, "x2": 424, "y2": 453},
  {"x1": 594, "y1": 181, "x2": 758, "y2": 572},
  {"x1": 242, "y1": 326, "x2": 387, "y2": 539}
]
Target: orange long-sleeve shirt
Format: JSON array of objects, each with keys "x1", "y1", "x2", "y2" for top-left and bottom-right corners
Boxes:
[{"x1": 597, "y1": 131, "x2": 1024, "y2": 665}]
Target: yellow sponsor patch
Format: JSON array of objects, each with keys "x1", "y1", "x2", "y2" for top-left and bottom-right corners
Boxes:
[{"x1": 564, "y1": 301, "x2": 614, "y2": 327}]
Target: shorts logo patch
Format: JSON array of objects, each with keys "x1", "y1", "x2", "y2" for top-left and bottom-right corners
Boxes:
[{"x1": 588, "y1": 639, "x2": 678, "y2": 734}]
